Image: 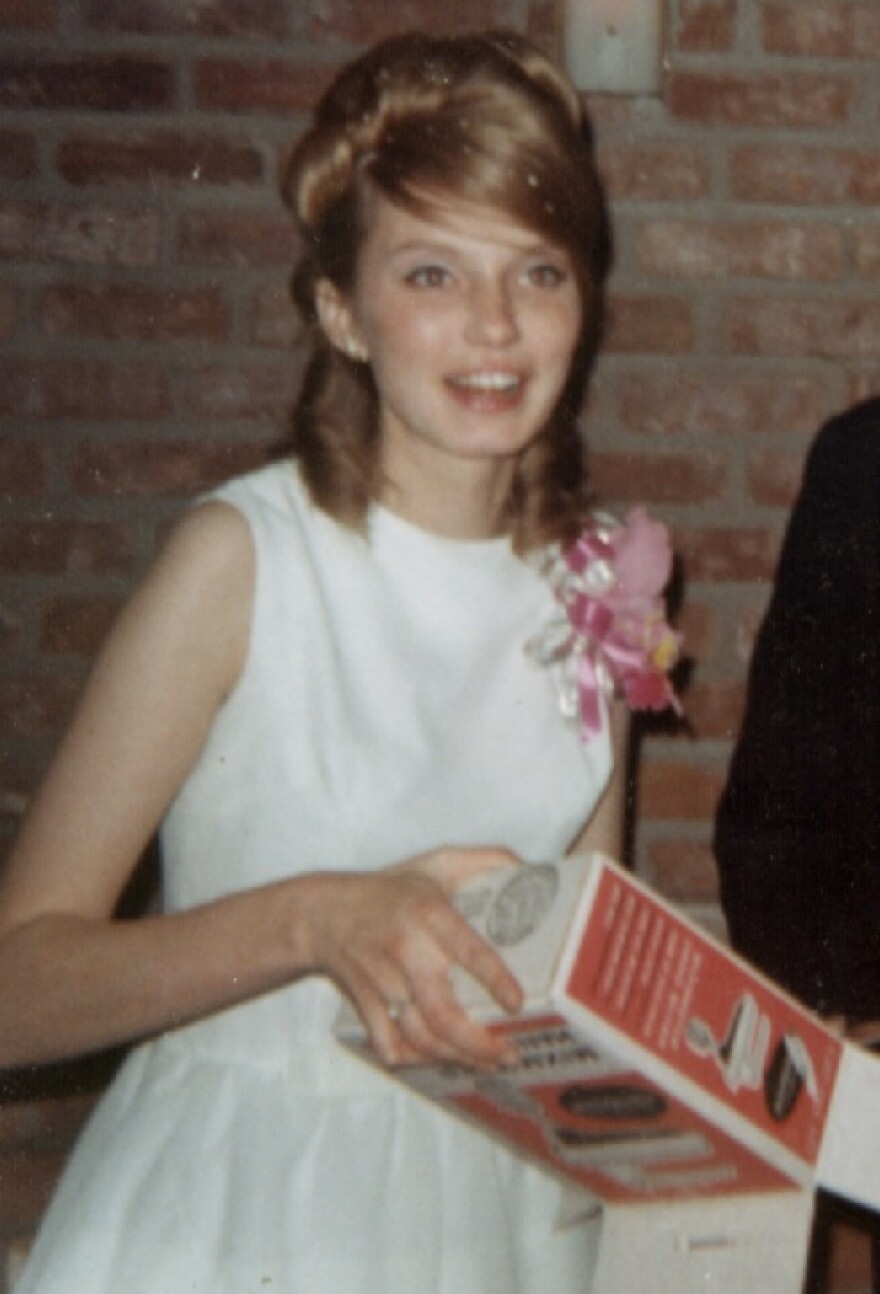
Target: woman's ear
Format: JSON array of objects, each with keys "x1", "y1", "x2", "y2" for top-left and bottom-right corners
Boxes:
[{"x1": 314, "y1": 279, "x2": 369, "y2": 362}]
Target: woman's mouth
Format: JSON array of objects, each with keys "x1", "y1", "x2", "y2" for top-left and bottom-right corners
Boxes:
[{"x1": 445, "y1": 371, "x2": 525, "y2": 411}]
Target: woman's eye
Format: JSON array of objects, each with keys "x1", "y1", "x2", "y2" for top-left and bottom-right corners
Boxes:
[
  {"x1": 525, "y1": 263, "x2": 568, "y2": 289},
  {"x1": 405, "y1": 265, "x2": 452, "y2": 289}
]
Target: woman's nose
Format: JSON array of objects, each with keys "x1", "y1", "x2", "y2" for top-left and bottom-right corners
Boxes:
[{"x1": 465, "y1": 278, "x2": 520, "y2": 346}]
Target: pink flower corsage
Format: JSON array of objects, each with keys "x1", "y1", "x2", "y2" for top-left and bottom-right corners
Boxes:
[{"x1": 526, "y1": 508, "x2": 682, "y2": 740}]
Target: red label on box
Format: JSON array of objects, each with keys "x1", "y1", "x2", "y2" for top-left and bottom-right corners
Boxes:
[
  {"x1": 565, "y1": 866, "x2": 843, "y2": 1167},
  {"x1": 462, "y1": 1074, "x2": 795, "y2": 1203}
]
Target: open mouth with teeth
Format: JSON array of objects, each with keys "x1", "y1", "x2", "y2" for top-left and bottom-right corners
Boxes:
[{"x1": 445, "y1": 371, "x2": 525, "y2": 409}]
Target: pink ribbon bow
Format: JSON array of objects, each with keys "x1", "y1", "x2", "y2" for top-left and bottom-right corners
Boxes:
[{"x1": 526, "y1": 508, "x2": 682, "y2": 740}]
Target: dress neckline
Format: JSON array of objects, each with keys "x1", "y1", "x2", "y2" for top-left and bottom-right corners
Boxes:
[{"x1": 368, "y1": 501, "x2": 514, "y2": 560}]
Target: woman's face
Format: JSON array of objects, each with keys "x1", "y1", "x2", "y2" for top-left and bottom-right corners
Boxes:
[{"x1": 318, "y1": 187, "x2": 582, "y2": 492}]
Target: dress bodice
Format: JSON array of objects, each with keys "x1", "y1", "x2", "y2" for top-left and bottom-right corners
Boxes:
[
  {"x1": 156, "y1": 462, "x2": 611, "y2": 1075},
  {"x1": 162, "y1": 462, "x2": 611, "y2": 907}
]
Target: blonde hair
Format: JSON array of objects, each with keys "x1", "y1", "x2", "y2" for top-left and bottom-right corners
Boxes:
[{"x1": 280, "y1": 30, "x2": 610, "y2": 552}]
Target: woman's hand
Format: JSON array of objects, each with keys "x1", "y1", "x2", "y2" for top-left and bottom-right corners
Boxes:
[{"x1": 303, "y1": 847, "x2": 524, "y2": 1070}]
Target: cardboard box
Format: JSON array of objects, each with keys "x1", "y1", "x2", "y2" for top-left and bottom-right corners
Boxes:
[{"x1": 337, "y1": 853, "x2": 876, "y2": 1292}]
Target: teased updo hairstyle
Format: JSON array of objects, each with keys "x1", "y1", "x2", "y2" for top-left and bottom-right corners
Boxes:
[{"x1": 280, "y1": 29, "x2": 611, "y2": 552}]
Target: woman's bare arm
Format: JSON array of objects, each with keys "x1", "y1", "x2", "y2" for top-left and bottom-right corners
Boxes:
[
  {"x1": 0, "y1": 503, "x2": 520, "y2": 1069},
  {"x1": 0, "y1": 501, "x2": 280, "y2": 1062}
]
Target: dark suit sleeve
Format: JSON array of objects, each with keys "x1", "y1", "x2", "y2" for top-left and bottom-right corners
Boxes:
[{"x1": 714, "y1": 402, "x2": 880, "y2": 1017}]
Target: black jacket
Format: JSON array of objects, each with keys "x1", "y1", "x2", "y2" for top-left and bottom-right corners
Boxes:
[{"x1": 714, "y1": 398, "x2": 880, "y2": 1018}]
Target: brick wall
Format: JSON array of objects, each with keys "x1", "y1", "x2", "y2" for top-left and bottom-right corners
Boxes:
[{"x1": 0, "y1": 0, "x2": 878, "y2": 1288}]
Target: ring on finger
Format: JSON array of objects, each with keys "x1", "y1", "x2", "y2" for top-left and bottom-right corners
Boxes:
[{"x1": 387, "y1": 998, "x2": 411, "y2": 1023}]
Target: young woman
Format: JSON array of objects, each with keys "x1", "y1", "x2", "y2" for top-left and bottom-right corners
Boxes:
[{"x1": 0, "y1": 31, "x2": 674, "y2": 1293}]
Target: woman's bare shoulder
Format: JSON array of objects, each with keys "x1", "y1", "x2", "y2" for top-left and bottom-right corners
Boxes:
[
  {"x1": 159, "y1": 497, "x2": 256, "y2": 592},
  {"x1": 128, "y1": 498, "x2": 257, "y2": 691},
  {"x1": 0, "y1": 499, "x2": 260, "y2": 924}
]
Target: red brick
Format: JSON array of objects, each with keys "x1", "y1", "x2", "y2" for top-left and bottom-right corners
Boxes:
[
  {"x1": 73, "y1": 440, "x2": 267, "y2": 497},
  {"x1": 636, "y1": 220, "x2": 841, "y2": 282},
  {"x1": 0, "y1": 675, "x2": 82, "y2": 739},
  {"x1": 0, "y1": 748, "x2": 39, "y2": 793},
  {"x1": 847, "y1": 374, "x2": 880, "y2": 405},
  {"x1": 615, "y1": 372, "x2": 822, "y2": 437},
  {"x1": 581, "y1": 95, "x2": 640, "y2": 128},
  {"x1": 0, "y1": 202, "x2": 161, "y2": 267},
  {"x1": 676, "y1": 600, "x2": 717, "y2": 660},
  {"x1": 668, "y1": 71, "x2": 852, "y2": 128},
  {"x1": 855, "y1": 227, "x2": 880, "y2": 278},
  {"x1": 0, "y1": 442, "x2": 48, "y2": 495},
  {"x1": 0, "y1": 55, "x2": 174, "y2": 112},
  {"x1": 57, "y1": 130, "x2": 263, "y2": 187},
  {"x1": 84, "y1": 0, "x2": 290, "y2": 39},
  {"x1": 827, "y1": 1218, "x2": 874, "y2": 1294},
  {"x1": 40, "y1": 597, "x2": 121, "y2": 655},
  {"x1": 733, "y1": 599, "x2": 771, "y2": 666},
  {"x1": 646, "y1": 837, "x2": 721, "y2": 903},
  {"x1": 0, "y1": 128, "x2": 35, "y2": 179},
  {"x1": 590, "y1": 449, "x2": 727, "y2": 505},
  {"x1": 747, "y1": 449, "x2": 808, "y2": 508},
  {"x1": 674, "y1": 0, "x2": 737, "y2": 52},
  {"x1": 0, "y1": 1149, "x2": 65, "y2": 1233},
  {"x1": 0, "y1": 282, "x2": 19, "y2": 340},
  {"x1": 598, "y1": 142, "x2": 710, "y2": 203},
  {"x1": 40, "y1": 284, "x2": 230, "y2": 343},
  {"x1": 0, "y1": 598, "x2": 26, "y2": 655},
  {"x1": 305, "y1": 0, "x2": 507, "y2": 42},
  {"x1": 524, "y1": 0, "x2": 558, "y2": 52},
  {"x1": 179, "y1": 363, "x2": 300, "y2": 424},
  {"x1": 731, "y1": 144, "x2": 880, "y2": 205},
  {"x1": 638, "y1": 759, "x2": 725, "y2": 821},
  {"x1": 763, "y1": 1, "x2": 880, "y2": 59},
  {"x1": 0, "y1": 520, "x2": 135, "y2": 575},
  {"x1": 249, "y1": 283, "x2": 306, "y2": 349},
  {"x1": 727, "y1": 298, "x2": 880, "y2": 359},
  {"x1": 195, "y1": 58, "x2": 336, "y2": 114},
  {"x1": 604, "y1": 295, "x2": 695, "y2": 355},
  {"x1": 0, "y1": 359, "x2": 171, "y2": 420},
  {"x1": 0, "y1": 1093, "x2": 94, "y2": 1153},
  {"x1": 676, "y1": 526, "x2": 782, "y2": 582},
  {"x1": 0, "y1": 752, "x2": 39, "y2": 818},
  {"x1": 0, "y1": 0, "x2": 56, "y2": 29},
  {"x1": 177, "y1": 210, "x2": 298, "y2": 269},
  {"x1": 679, "y1": 680, "x2": 746, "y2": 742}
]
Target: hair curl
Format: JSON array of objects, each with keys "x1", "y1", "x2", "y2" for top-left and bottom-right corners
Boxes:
[{"x1": 279, "y1": 29, "x2": 611, "y2": 552}]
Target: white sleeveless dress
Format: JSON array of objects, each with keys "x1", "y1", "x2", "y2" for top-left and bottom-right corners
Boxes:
[{"x1": 18, "y1": 462, "x2": 612, "y2": 1294}]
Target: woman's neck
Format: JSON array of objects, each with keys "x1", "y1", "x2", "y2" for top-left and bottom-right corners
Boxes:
[{"x1": 377, "y1": 439, "x2": 517, "y2": 541}]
